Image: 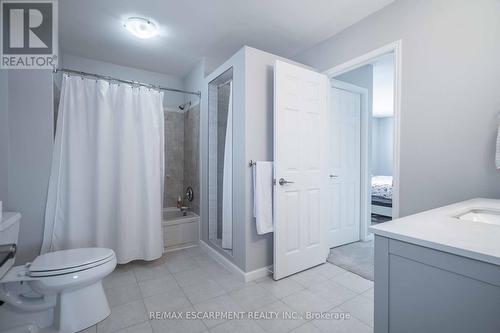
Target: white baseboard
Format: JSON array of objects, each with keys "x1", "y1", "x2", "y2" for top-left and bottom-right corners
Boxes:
[
  {"x1": 198, "y1": 240, "x2": 272, "y2": 282},
  {"x1": 245, "y1": 265, "x2": 273, "y2": 282},
  {"x1": 163, "y1": 243, "x2": 198, "y2": 253}
]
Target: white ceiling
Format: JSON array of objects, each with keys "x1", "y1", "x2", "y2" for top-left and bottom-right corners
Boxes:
[{"x1": 59, "y1": 0, "x2": 394, "y2": 77}]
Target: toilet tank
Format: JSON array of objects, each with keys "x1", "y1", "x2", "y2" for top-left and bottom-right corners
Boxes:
[
  {"x1": 0, "y1": 212, "x2": 21, "y2": 246},
  {"x1": 0, "y1": 212, "x2": 21, "y2": 279}
]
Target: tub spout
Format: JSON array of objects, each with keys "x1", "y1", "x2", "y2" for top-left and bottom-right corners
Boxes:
[{"x1": 180, "y1": 206, "x2": 189, "y2": 216}]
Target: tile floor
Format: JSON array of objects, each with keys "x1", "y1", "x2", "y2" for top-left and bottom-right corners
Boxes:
[{"x1": 80, "y1": 246, "x2": 374, "y2": 333}]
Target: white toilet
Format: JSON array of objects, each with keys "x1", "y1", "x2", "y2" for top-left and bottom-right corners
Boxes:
[{"x1": 0, "y1": 213, "x2": 117, "y2": 333}]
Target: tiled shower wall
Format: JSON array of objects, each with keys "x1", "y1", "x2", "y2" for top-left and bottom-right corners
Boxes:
[
  {"x1": 183, "y1": 104, "x2": 200, "y2": 214},
  {"x1": 164, "y1": 111, "x2": 184, "y2": 208},
  {"x1": 163, "y1": 105, "x2": 200, "y2": 214}
]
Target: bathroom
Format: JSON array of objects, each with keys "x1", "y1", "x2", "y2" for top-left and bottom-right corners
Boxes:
[{"x1": 1, "y1": 1, "x2": 500, "y2": 333}]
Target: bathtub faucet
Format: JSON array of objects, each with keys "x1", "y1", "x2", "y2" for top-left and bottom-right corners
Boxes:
[{"x1": 180, "y1": 206, "x2": 189, "y2": 216}]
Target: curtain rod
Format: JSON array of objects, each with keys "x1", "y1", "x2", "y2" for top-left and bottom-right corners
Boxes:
[{"x1": 53, "y1": 68, "x2": 201, "y2": 97}]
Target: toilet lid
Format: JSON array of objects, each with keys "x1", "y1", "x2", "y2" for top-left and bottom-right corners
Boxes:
[{"x1": 29, "y1": 248, "x2": 115, "y2": 276}]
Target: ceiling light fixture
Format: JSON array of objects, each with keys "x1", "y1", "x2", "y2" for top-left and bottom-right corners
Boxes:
[{"x1": 123, "y1": 17, "x2": 158, "y2": 39}]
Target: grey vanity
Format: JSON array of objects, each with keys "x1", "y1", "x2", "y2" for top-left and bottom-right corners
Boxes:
[{"x1": 370, "y1": 198, "x2": 500, "y2": 333}]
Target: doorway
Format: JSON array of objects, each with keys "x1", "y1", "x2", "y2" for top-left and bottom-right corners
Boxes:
[{"x1": 323, "y1": 42, "x2": 401, "y2": 280}]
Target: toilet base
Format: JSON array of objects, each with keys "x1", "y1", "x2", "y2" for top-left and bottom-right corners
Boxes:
[
  {"x1": 56, "y1": 281, "x2": 111, "y2": 332},
  {"x1": 0, "y1": 281, "x2": 110, "y2": 333}
]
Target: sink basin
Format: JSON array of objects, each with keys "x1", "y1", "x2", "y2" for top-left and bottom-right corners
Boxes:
[{"x1": 456, "y1": 209, "x2": 500, "y2": 226}]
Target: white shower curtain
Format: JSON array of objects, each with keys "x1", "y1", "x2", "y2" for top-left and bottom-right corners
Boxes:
[
  {"x1": 42, "y1": 74, "x2": 164, "y2": 263},
  {"x1": 222, "y1": 82, "x2": 233, "y2": 250}
]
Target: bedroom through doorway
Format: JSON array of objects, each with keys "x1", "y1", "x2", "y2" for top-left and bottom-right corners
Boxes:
[{"x1": 367, "y1": 54, "x2": 395, "y2": 226}]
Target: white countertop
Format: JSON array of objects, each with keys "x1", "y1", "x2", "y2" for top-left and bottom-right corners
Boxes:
[{"x1": 370, "y1": 198, "x2": 500, "y2": 266}]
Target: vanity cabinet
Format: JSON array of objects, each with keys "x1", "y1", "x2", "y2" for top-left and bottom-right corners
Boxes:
[{"x1": 374, "y1": 235, "x2": 500, "y2": 333}]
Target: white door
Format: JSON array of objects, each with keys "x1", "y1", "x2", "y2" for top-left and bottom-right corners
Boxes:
[
  {"x1": 273, "y1": 60, "x2": 329, "y2": 280},
  {"x1": 328, "y1": 82, "x2": 361, "y2": 248}
]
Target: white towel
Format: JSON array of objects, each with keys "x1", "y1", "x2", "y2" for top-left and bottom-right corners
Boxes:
[
  {"x1": 496, "y1": 124, "x2": 500, "y2": 170},
  {"x1": 253, "y1": 161, "x2": 274, "y2": 234}
]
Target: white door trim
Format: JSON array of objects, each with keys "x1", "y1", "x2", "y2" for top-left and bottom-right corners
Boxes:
[
  {"x1": 330, "y1": 79, "x2": 371, "y2": 242},
  {"x1": 323, "y1": 40, "x2": 402, "y2": 224}
]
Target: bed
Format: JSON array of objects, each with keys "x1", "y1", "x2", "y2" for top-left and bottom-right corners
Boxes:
[{"x1": 371, "y1": 176, "x2": 393, "y2": 218}]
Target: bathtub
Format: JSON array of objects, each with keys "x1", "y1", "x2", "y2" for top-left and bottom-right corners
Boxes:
[{"x1": 162, "y1": 207, "x2": 200, "y2": 252}]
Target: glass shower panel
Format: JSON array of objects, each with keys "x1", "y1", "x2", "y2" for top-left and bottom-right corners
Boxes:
[{"x1": 208, "y1": 68, "x2": 233, "y2": 255}]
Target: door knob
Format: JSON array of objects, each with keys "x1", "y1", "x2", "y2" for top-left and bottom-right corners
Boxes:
[{"x1": 278, "y1": 178, "x2": 295, "y2": 186}]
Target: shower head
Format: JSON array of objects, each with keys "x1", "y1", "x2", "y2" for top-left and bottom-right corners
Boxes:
[{"x1": 178, "y1": 101, "x2": 191, "y2": 111}]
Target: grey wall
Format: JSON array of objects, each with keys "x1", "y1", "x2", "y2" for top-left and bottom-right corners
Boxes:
[
  {"x1": 372, "y1": 117, "x2": 394, "y2": 176},
  {"x1": 0, "y1": 71, "x2": 8, "y2": 206},
  {"x1": 243, "y1": 48, "x2": 275, "y2": 272},
  {"x1": 183, "y1": 104, "x2": 200, "y2": 214},
  {"x1": 295, "y1": 0, "x2": 500, "y2": 216},
  {"x1": 183, "y1": 60, "x2": 205, "y2": 106},
  {"x1": 7, "y1": 71, "x2": 53, "y2": 264}
]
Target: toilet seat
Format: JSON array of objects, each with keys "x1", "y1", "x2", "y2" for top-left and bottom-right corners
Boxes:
[{"x1": 28, "y1": 248, "x2": 115, "y2": 277}]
